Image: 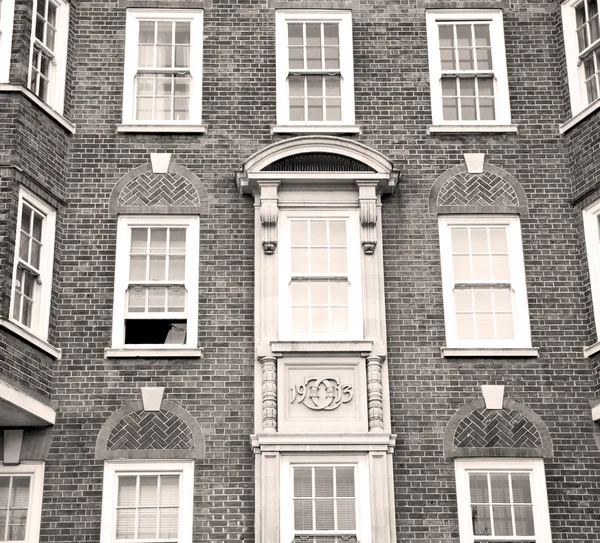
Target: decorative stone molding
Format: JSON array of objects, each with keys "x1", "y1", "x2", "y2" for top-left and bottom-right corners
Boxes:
[
  {"x1": 290, "y1": 377, "x2": 353, "y2": 411},
  {"x1": 429, "y1": 155, "x2": 528, "y2": 215},
  {"x1": 109, "y1": 157, "x2": 209, "y2": 215},
  {"x1": 259, "y1": 182, "x2": 280, "y2": 255},
  {"x1": 141, "y1": 387, "x2": 165, "y2": 411},
  {"x1": 357, "y1": 180, "x2": 378, "y2": 255},
  {"x1": 95, "y1": 399, "x2": 205, "y2": 460},
  {"x1": 0, "y1": 429, "x2": 54, "y2": 463},
  {"x1": 481, "y1": 384, "x2": 505, "y2": 410},
  {"x1": 260, "y1": 356, "x2": 278, "y2": 433},
  {"x1": 3, "y1": 430, "x2": 24, "y2": 465},
  {"x1": 443, "y1": 397, "x2": 553, "y2": 459},
  {"x1": 366, "y1": 356, "x2": 384, "y2": 432}
]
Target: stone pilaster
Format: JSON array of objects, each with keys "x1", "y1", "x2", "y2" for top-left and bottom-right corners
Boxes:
[
  {"x1": 366, "y1": 355, "x2": 384, "y2": 432},
  {"x1": 260, "y1": 356, "x2": 277, "y2": 432}
]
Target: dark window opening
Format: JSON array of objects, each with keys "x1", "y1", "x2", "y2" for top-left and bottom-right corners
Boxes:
[{"x1": 125, "y1": 320, "x2": 187, "y2": 345}]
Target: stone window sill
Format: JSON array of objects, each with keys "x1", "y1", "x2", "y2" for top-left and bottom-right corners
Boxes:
[
  {"x1": 441, "y1": 347, "x2": 539, "y2": 358},
  {"x1": 271, "y1": 340, "x2": 373, "y2": 356},
  {"x1": 583, "y1": 340, "x2": 600, "y2": 358},
  {"x1": 559, "y1": 99, "x2": 600, "y2": 134},
  {"x1": 0, "y1": 318, "x2": 61, "y2": 359},
  {"x1": 271, "y1": 124, "x2": 362, "y2": 135},
  {"x1": 116, "y1": 124, "x2": 207, "y2": 134},
  {"x1": 105, "y1": 347, "x2": 203, "y2": 358},
  {"x1": 428, "y1": 124, "x2": 518, "y2": 134},
  {"x1": 0, "y1": 84, "x2": 75, "y2": 133}
]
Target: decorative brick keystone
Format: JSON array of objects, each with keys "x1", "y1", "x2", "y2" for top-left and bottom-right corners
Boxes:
[
  {"x1": 481, "y1": 384, "x2": 505, "y2": 410},
  {"x1": 141, "y1": 387, "x2": 165, "y2": 411},
  {"x1": 464, "y1": 153, "x2": 485, "y2": 174},
  {"x1": 3, "y1": 430, "x2": 24, "y2": 465},
  {"x1": 150, "y1": 153, "x2": 172, "y2": 174}
]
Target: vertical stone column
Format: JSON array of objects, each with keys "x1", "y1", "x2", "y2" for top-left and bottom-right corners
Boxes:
[
  {"x1": 366, "y1": 355, "x2": 384, "y2": 432},
  {"x1": 260, "y1": 356, "x2": 277, "y2": 433}
]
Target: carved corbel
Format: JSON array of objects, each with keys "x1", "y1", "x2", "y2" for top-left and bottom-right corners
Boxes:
[
  {"x1": 260, "y1": 356, "x2": 277, "y2": 432},
  {"x1": 259, "y1": 181, "x2": 280, "y2": 255},
  {"x1": 357, "y1": 180, "x2": 379, "y2": 255}
]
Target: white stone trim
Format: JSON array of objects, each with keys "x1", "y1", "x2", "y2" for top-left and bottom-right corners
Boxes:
[
  {"x1": 559, "y1": 98, "x2": 600, "y2": 133},
  {"x1": 481, "y1": 384, "x2": 504, "y2": 409},
  {"x1": 100, "y1": 460, "x2": 194, "y2": 543},
  {"x1": 583, "y1": 339, "x2": 600, "y2": 358},
  {"x1": 0, "y1": 380, "x2": 55, "y2": 426},
  {"x1": 0, "y1": 84, "x2": 75, "y2": 132},
  {"x1": 454, "y1": 458, "x2": 552, "y2": 543},
  {"x1": 591, "y1": 402, "x2": 600, "y2": 421},
  {"x1": 116, "y1": 124, "x2": 207, "y2": 133},
  {"x1": 271, "y1": 124, "x2": 361, "y2": 134},
  {"x1": 140, "y1": 387, "x2": 165, "y2": 411},
  {"x1": 428, "y1": 124, "x2": 518, "y2": 134},
  {"x1": 105, "y1": 347, "x2": 203, "y2": 358},
  {"x1": 441, "y1": 347, "x2": 539, "y2": 358},
  {"x1": 0, "y1": 318, "x2": 61, "y2": 359}
]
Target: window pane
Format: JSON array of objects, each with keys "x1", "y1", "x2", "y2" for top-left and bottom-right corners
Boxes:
[
  {"x1": 310, "y1": 220, "x2": 327, "y2": 244},
  {"x1": 129, "y1": 256, "x2": 147, "y2": 281},
  {"x1": 294, "y1": 499, "x2": 313, "y2": 530},
  {"x1": 469, "y1": 473, "x2": 489, "y2": 503},
  {"x1": 458, "y1": 47, "x2": 475, "y2": 71},
  {"x1": 456, "y1": 25, "x2": 472, "y2": 47},
  {"x1": 159, "y1": 508, "x2": 179, "y2": 538},
  {"x1": 291, "y1": 281, "x2": 309, "y2": 305},
  {"x1": 490, "y1": 473, "x2": 510, "y2": 503},
  {"x1": 471, "y1": 255, "x2": 491, "y2": 280},
  {"x1": 473, "y1": 288, "x2": 492, "y2": 312},
  {"x1": 495, "y1": 313, "x2": 515, "y2": 340},
  {"x1": 452, "y1": 255, "x2": 471, "y2": 281},
  {"x1": 475, "y1": 312, "x2": 494, "y2": 339},
  {"x1": 337, "y1": 499, "x2": 356, "y2": 530},
  {"x1": 471, "y1": 505, "x2": 492, "y2": 536},
  {"x1": 511, "y1": 473, "x2": 532, "y2": 503},
  {"x1": 330, "y1": 248, "x2": 347, "y2": 274},
  {"x1": 315, "y1": 499, "x2": 335, "y2": 530},
  {"x1": 167, "y1": 287, "x2": 186, "y2": 312},
  {"x1": 438, "y1": 25, "x2": 454, "y2": 48},
  {"x1": 514, "y1": 505, "x2": 535, "y2": 536},
  {"x1": 288, "y1": 23, "x2": 303, "y2": 46},
  {"x1": 138, "y1": 508, "x2": 158, "y2": 539},
  {"x1": 10, "y1": 478, "x2": 30, "y2": 509},
  {"x1": 474, "y1": 24, "x2": 491, "y2": 47},
  {"x1": 116, "y1": 509, "x2": 135, "y2": 539},
  {"x1": 456, "y1": 313, "x2": 475, "y2": 339},
  {"x1": 493, "y1": 288, "x2": 512, "y2": 312},
  {"x1": 310, "y1": 281, "x2": 328, "y2": 305},
  {"x1": 330, "y1": 282, "x2": 348, "y2": 305},
  {"x1": 454, "y1": 289, "x2": 473, "y2": 312},
  {"x1": 151, "y1": 229, "x2": 168, "y2": 253},
  {"x1": 127, "y1": 287, "x2": 146, "y2": 312},
  {"x1": 291, "y1": 248, "x2": 308, "y2": 274},
  {"x1": 336, "y1": 467, "x2": 355, "y2": 497},
  {"x1": 310, "y1": 248, "x2": 328, "y2": 273},
  {"x1": 149, "y1": 256, "x2": 166, "y2": 281},
  {"x1": 148, "y1": 287, "x2": 166, "y2": 311},
  {"x1": 139, "y1": 476, "x2": 158, "y2": 506},
  {"x1": 168, "y1": 256, "x2": 185, "y2": 281},
  {"x1": 492, "y1": 504, "x2": 513, "y2": 535},
  {"x1": 311, "y1": 307, "x2": 329, "y2": 332},
  {"x1": 0, "y1": 479, "x2": 10, "y2": 508},
  {"x1": 331, "y1": 307, "x2": 348, "y2": 332}
]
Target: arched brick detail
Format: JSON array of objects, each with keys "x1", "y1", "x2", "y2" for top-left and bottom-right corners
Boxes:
[
  {"x1": 443, "y1": 398, "x2": 553, "y2": 459},
  {"x1": 429, "y1": 162, "x2": 528, "y2": 215},
  {"x1": 109, "y1": 162, "x2": 209, "y2": 215},
  {"x1": 95, "y1": 400, "x2": 205, "y2": 460}
]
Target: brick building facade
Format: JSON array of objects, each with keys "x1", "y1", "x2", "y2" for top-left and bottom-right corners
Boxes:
[{"x1": 0, "y1": 0, "x2": 599, "y2": 542}]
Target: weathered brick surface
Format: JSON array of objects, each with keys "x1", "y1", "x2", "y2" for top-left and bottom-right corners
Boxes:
[{"x1": 0, "y1": 1, "x2": 597, "y2": 543}]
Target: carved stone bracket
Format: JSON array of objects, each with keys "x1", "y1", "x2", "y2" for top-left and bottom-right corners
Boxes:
[
  {"x1": 259, "y1": 181, "x2": 280, "y2": 255},
  {"x1": 260, "y1": 356, "x2": 278, "y2": 432},
  {"x1": 357, "y1": 180, "x2": 379, "y2": 255},
  {"x1": 366, "y1": 355, "x2": 384, "y2": 432}
]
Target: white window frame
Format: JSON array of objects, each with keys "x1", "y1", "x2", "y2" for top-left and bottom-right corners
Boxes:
[
  {"x1": 562, "y1": 0, "x2": 600, "y2": 118},
  {"x1": 0, "y1": 462, "x2": 45, "y2": 543},
  {"x1": 122, "y1": 9, "x2": 203, "y2": 126},
  {"x1": 426, "y1": 9, "x2": 512, "y2": 127},
  {"x1": 582, "y1": 199, "x2": 600, "y2": 338},
  {"x1": 275, "y1": 10, "x2": 355, "y2": 127},
  {"x1": 280, "y1": 454, "x2": 371, "y2": 543},
  {"x1": 455, "y1": 458, "x2": 552, "y2": 543},
  {"x1": 0, "y1": 0, "x2": 15, "y2": 82},
  {"x1": 278, "y1": 209, "x2": 363, "y2": 341},
  {"x1": 110, "y1": 215, "x2": 199, "y2": 350},
  {"x1": 27, "y1": 0, "x2": 69, "y2": 114},
  {"x1": 438, "y1": 215, "x2": 531, "y2": 349},
  {"x1": 99, "y1": 460, "x2": 194, "y2": 543},
  {"x1": 9, "y1": 188, "x2": 56, "y2": 342}
]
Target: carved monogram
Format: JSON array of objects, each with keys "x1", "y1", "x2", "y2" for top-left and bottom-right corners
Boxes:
[{"x1": 290, "y1": 378, "x2": 353, "y2": 411}]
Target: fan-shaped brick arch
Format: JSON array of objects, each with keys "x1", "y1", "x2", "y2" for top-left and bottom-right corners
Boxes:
[
  {"x1": 444, "y1": 398, "x2": 552, "y2": 459},
  {"x1": 109, "y1": 161, "x2": 209, "y2": 215},
  {"x1": 429, "y1": 161, "x2": 527, "y2": 215},
  {"x1": 95, "y1": 400, "x2": 205, "y2": 460}
]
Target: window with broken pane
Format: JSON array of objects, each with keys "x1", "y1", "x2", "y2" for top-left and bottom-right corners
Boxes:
[{"x1": 125, "y1": 227, "x2": 188, "y2": 345}]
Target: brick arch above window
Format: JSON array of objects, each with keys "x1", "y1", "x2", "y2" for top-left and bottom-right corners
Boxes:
[
  {"x1": 429, "y1": 155, "x2": 528, "y2": 215},
  {"x1": 109, "y1": 156, "x2": 209, "y2": 215},
  {"x1": 443, "y1": 397, "x2": 553, "y2": 459},
  {"x1": 95, "y1": 399, "x2": 205, "y2": 460}
]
